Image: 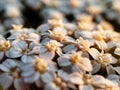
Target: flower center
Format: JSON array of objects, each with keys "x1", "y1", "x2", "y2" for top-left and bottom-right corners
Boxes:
[
  {"x1": 70, "y1": 53, "x2": 81, "y2": 64},
  {"x1": 9, "y1": 67, "x2": 21, "y2": 79},
  {"x1": 35, "y1": 57, "x2": 47, "y2": 74},
  {"x1": 19, "y1": 34, "x2": 28, "y2": 40},
  {"x1": 93, "y1": 33, "x2": 103, "y2": 41},
  {"x1": 45, "y1": 42, "x2": 56, "y2": 51},
  {"x1": 0, "y1": 41, "x2": 10, "y2": 51}
]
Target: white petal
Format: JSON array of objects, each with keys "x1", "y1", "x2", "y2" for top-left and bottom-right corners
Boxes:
[
  {"x1": 0, "y1": 64, "x2": 10, "y2": 72},
  {"x1": 39, "y1": 46, "x2": 47, "y2": 53},
  {"x1": 56, "y1": 48, "x2": 63, "y2": 56},
  {"x1": 40, "y1": 38, "x2": 51, "y2": 45},
  {"x1": 27, "y1": 33, "x2": 40, "y2": 42},
  {"x1": 57, "y1": 56, "x2": 71, "y2": 67},
  {"x1": 107, "y1": 74, "x2": 119, "y2": 83},
  {"x1": 6, "y1": 48, "x2": 22, "y2": 58},
  {"x1": 39, "y1": 51, "x2": 55, "y2": 60},
  {"x1": 74, "y1": 30, "x2": 92, "y2": 39},
  {"x1": 24, "y1": 72, "x2": 40, "y2": 83},
  {"x1": 21, "y1": 64, "x2": 34, "y2": 72},
  {"x1": 79, "y1": 85, "x2": 94, "y2": 90},
  {"x1": 113, "y1": 67, "x2": 120, "y2": 74},
  {"x1": 80, "y1": 58, "x2": 93, "y2": 72},
  {"x1": 95, "y1": 41, "x2": 107, "y2": 50},
  {"x1": 4, "y1": 59, "x2": 17, "y2": 68},
  {"x1": 13, "y1": 40, "x2": 27, "y2": 50},
  {"x1": 63, "y1": 44, "x2": 77, "y2": 53},
  {"x1": 47, "y1": 62, "x2": 58, "y2": 72},
  {"x1": 92, "y1": 75, "x2": 106, "y2": 87},
  {"x1": 44, "y1": 83, "x2": 60, "y2": 90},
  {"x1": 7, "y1": 33, "x2": 20, "y2": 40},
  {"x1": 107, "y1": 41, "x2": 117, "y2": 48},
  {"x1": 0, "y1": 52, "x2": 4, "y2": 60},
  {"x1": 0, "y1": 73, "x2": 13, "y2": 89},
  {"x1": 64, "y1": 36, "x2": 76, "y2": 43},
  {"x1": 22, "y1": 70, "x2": 35, "y2": 77},
  {"x1": 114, "y1": 48, "x2": 120, "y2": 56},
  {"x1": 92, "y1": 61, "x2": 101, "y2": 74},
  {"x1": 106, "y1": 66, "x2": 115, "y2": 75},
  {"x1": 58, "y1": 70, "x2": 69, "y2": 81},
  {"x1": 14, "y1": 78, "x2": 29, "y2": 90},
  {"x1": 35, "y1": 78, "x2": 44, "y2": 88},
  {"x1": 72, "y1": 64, "x2": 84, "y2": 73},
  {"x1": 88, "y1": 48, "x2": 100, "y2": 60},
  {"x1": 21, "y1": 55, "x2": 35, "y2": 63},
  {"x1": 69, "y1": 72, "x2": 83, "y2": 85},
  {"x1": 41, "y1": 72, "x2": 54, "y2": 83}
]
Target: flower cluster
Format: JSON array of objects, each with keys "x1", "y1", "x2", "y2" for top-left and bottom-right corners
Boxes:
[
  {"x1": 0, "y1": 15, "x2": 119, "y2": 90},
  {"x1": 0, "y1": 0, "x2": 120, "y2": 90}
]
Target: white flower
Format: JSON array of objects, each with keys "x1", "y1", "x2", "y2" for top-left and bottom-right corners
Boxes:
[
  {"x1": 48, "y1": 19, "x2": 63, "y2": 28},
  {"x1": 75, "y1": 37, "x2": 92, "y2": 52},
  {"x1": 8, "y1": 31, "x2": 40, "y2": 42},
  {"x1": 39, "y1": 40, "x2": 63, "y2": 60},
  {"x1": 57, "y1": 51, "x2": 93, "y2": 72},
  {"x1": 21, "y1": 56, "x2": 57, "y2": 85},
  {"x1": 89, "y1": 48, "x2": 117, "y2": 73},
  {"x1": 6, "y1": 40, "x2": 41, "y2": 63},
  {"x1": 92, "y1": 31, "x2": 107, "y2": 50},
  {"x1": 49, "y1": 27, "x2": 67, "y2": 42},
  {"x1": 0, "y1": 59, "x2": 29, "y2": 90}
]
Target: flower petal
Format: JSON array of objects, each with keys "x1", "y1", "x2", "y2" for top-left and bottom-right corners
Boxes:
[
  {"x1": 114, "y1": 48, "x2": 120, "y2": 56},
  {"x1": 13, "y1": 40, "x2": 27, "y2": 50},
  {"x1": 21, "y1": 55, "x2": 35, "y2": 63},
  {"x1": 39, "y1": 51, "x2": 55, "y2": 60},
  {"x1": 14, "y1": 78, "x2": 30, "y2": 90},
  {"x1": 88, "y1": 48, "x2": 100, "y2": 60},
  {"x1": 41, "y1": 72, "x2": 54, "y2": 83},
  {"x1": 69, "y1": 72, "x2": 83, "y2": 85},
  {"x1": 0, "y1": 52, "x2": 4, "y2": 60},
  {"x1": 63, "y1": 44, "x2": 77, "y2": 54},
  {"x1": 24, "y1": 72, "x2": 40, "y2": 83},
  {"x1": 79, "y1": 85, "x2": 94, "y2": 90},
  {"x1": 6, "y1": 48, "x2": 22, "y2": 58},
  {"x1": 0, "y1": 73, "x2": 13, "y2": 89},
  {"x1": 44, "y1": 83, "x2": 60, "y2": 90},
  {"x1": 57, "y1": 56, "x2": 71, "y2": 67}
]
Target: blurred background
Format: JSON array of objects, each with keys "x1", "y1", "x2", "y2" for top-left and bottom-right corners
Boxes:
[{"x1": 0, "y1": 0, "x2": 120, "y2": 32}]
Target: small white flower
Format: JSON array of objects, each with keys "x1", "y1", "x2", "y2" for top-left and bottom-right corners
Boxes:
[
  {"x1": 89, "y1": 48, "x2": 117, "y2": 73},
  {"x1": 39, "y1": 40, "x2": 63, "y2": 60},
  {"x1": 6, "y1": 40, "x2": 41, "y2": 63},
  {"x1": 21, "y1": 56, "x2": 57, "y2": 85},
  {"x1": 58, "y1": 51, "x2": 93, "y2": 72},
  {"x1": 49, "y1": 27, "x2": 67, "y2": 42},
  {"x1": 0, "y1": 59, "x2": 29, "y2": 90}
]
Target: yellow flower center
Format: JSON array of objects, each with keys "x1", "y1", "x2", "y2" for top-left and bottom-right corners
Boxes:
[
  {"x1": 70, "y1": 53, "x2": 81, "y2": 64},
  {"x1": 12, "y1": 24, "x2": 23, "y2": 30},
  {"x1": 93, "y1": 33, "x2": 103, "y2": 41},
  {"x1": 0, "y1": 41, "x2": 10, "y2": 51},
  {"x1": 35, "y1": 57, "x2": 47, "y2": 74},
  {"x1": 45, "y1": 42, "x2": 56, "y2": 51},
  {"x1": 19, "y1": 34, "x2": 28, "y2": 40}
]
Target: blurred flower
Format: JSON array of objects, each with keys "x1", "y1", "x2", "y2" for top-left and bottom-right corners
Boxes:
[
  {"x1": 58, "y1": 51, "x2": 92, "y2": 73},
  {"x1": 6, "y1": 40, "x2": 41, "y2": 63},
  {"x1": 0, "y1": 59, "x2": 29, "y2": 90}
]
